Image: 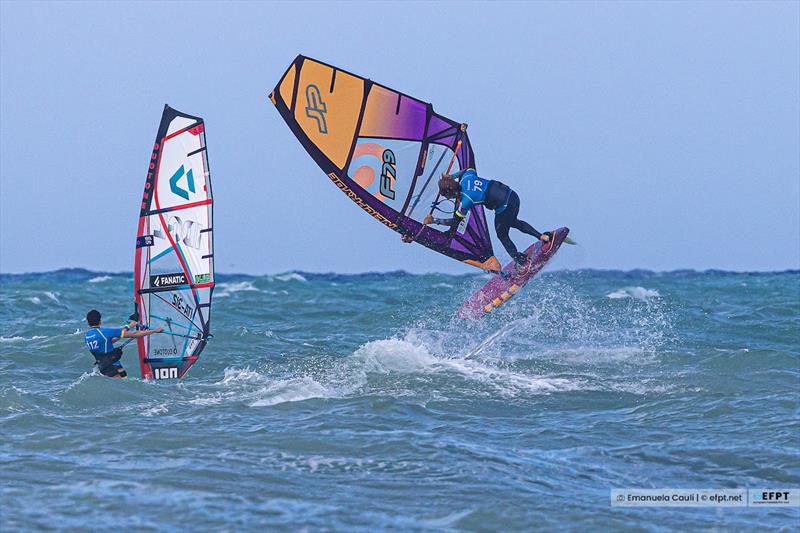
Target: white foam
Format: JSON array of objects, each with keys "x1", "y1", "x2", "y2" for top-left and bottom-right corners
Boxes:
[
  {"x1": 219, "y1": 367, "x2": 263, "y2": 384},
  {"x1": 27, "y1": 297, "x2": 41, "y2": 304},
  {"x1": 606, "y1": 286, "x2": 661, "y2": 300},
  {"x1": 432, "y1": 282, "x2": 454, "y2": 289},
  {"x1": 141, "y1": 403, "x2": 169, "y2": 417},
  {"x1": 189, "y1": 367, "x2": 341, "y2": 407},
  {"x1": 63, "y1": 371, "x2": 96, "y2": 393},
  {"x1": 352, "y1": 338, "x2": 581, "y2": 396},
  {"x1": 44, "y1": 291, "x2": 60, "y2": 303},
  {"x1": 249, "y1": 377, "x2": 334, "y2": 407},
  {"x1": 516, "y1": 345, "x2": 657, "y2": 365},
  {"x1": 442, "y1": 357, "x2": 582, "y2": 396},
  {"x1": 215, "y1": 281, "x2": 260, "y2": 298},
  {"x1": 0, "y1": 335, "x2": 47, "y2": 343},
  {"x1": 88, "y1": 275, "x2": 112, "y2": 283},
  {"x1": 274, "y1": 272, "x2": 307, "y2": 282},
  {"x1": 354, "y1": 339, "x2": 439, "y2": 373},
  {"x1": 234, "y1": 327, "x2": 277, "y2": 338},
  {"x1": 187, "y1": 394, "x2": 224, "y2": 406},
  {"x1": 607, "y1": 379, "x2": 677, "y2": 395}
]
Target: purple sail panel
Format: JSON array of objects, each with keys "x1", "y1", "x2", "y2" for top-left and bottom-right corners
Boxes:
[
  {"x1": 427, "y1": 112, "x2": 476, "y2": 171},
  {"x1": 427, "y1": 114, "x2": 455, "y2": 139},
  {"x1": 469, "y1": 207, "x2": 492, "y2": 252},
  {"x1": 448, "y1": 205, "x2": 492, "y2": 261},
  {"x1": 360, "y1": 87, "x2": 427, "y2": 140},
  {"x1": 417, "y1": 225, "x2": 452, "y2": 250},
  {"x1": 449, "y1": 238, "x2": 472, "y2": 254}
]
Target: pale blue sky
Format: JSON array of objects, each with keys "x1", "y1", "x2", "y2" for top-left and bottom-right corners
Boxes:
[{"x1": 1, "y1": 1, "x2": 798, "y2": 274}]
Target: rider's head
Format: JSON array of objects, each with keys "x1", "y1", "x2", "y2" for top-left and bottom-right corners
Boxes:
[
  {"x1": 86, "y1": 309, "x2": 101, "y2": 327},
  {"x1": 438, "y1": 174, "x2": 460, "y2": 199}
]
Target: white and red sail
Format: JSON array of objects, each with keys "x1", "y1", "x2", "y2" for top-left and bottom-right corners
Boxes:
[{"x1": 134, "y1": 105, "x2": 214, "y2": 380}]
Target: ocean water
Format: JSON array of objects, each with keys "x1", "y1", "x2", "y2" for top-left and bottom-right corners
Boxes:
[{"x1": 1, "y1": 268, "x2": 798, "y2": 531}]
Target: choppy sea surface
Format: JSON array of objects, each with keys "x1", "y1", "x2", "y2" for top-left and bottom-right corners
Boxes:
[{"x1": 1, "y1": 268, "x2": 798, "y2": 531}]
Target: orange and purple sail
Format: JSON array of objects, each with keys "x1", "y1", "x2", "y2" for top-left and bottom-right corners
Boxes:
[{"x1": 270, "y1": 55, "x2": 500, "y2": 272}]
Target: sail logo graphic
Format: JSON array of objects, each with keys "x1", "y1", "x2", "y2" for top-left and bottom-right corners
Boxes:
[
  {"x1": 150, "y1": 273, "x2": 187, "y2": 288},
  {"x1": 305, "y1": 85, "x2": 328, "y2": 134},
  {"x1": 327, "y1": 173, "x2": 397, "y2": 229},
  {"x1": 350, "y1": 141, "x2": 405, "y2": 205},
  {"x1": 154, "y1": 215, "x2": 203, "y2": 249},
  {"x1": 380, "y1": 149, "x2": 396, "y2": 200},
  {"x1": 169, "y1": 165, "x2": 195, "y2": 200}
]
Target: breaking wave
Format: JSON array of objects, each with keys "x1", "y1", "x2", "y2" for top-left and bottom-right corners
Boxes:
[{"x1": 606, "y1": 286, "x2": 661, "y2": 300}]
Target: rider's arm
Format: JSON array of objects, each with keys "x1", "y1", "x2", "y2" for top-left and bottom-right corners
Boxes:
[
  {"x1": 108, "y1": 327, "x2": 124, "y2": 343},
  {"x1": 454, "y1": 191, "x2": 474, "y2": 219},
  {"x1": 112, "y1": 324, "x2": 162, "y2": 342},
  {"x1": 430, "y1": 191, "x2": 473, "y2": 226},
  {"x1": 112, "y1": 321, "x2": 136, "y2": 341},
  {"x1": 113, "y1": 313, "x2": 141, "y2": 341},
  {"x1": 124, "y1": 328, "x2": 163, "y2": 339}
]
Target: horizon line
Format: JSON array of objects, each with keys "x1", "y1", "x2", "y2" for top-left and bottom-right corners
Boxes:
[{"x1": 1, "y1": 266, "x2": 798, "y2": 278}]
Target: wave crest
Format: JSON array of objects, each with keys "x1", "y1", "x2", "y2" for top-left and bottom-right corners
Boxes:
[{"x1": 606, "y1": 286, "x2": 661, "y2": 300}]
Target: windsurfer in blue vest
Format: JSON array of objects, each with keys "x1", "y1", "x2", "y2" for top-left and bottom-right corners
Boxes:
[
  {"x1": 421, "y1": 170, "x2": 549, "y2": 267},
  {"x1": 84, "y1": 309, "x2": 162, "y2": 378}
]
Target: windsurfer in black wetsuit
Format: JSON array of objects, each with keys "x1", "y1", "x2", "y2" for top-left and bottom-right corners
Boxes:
[
  {"x1": 422, "y1": 169, "x2": 551, "y2": 267},
  {"x1": 84, "y1": 310, "x2": 162, "y2": 378}
]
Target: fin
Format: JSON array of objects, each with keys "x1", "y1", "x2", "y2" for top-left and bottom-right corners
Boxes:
[{"x1": 464, "y1": 256, "x2": 502, "y2": 273}]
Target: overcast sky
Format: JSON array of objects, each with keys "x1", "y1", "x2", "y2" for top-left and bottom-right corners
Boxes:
[{"x1": 1, "y1": 1, "x2": 798, "y2": 274}]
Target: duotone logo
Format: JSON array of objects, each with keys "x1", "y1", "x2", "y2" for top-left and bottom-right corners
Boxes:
[
  {"x1": 305, "y1": 84, "x2": 328, "y2": 134},
  {"x1": 169, "y1": 165, "x2": 195, "y2": 200}
]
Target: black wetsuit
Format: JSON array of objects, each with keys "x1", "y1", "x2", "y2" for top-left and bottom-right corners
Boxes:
[
  {"x1": 432, "y1": 170, "x2": 541, "y2": 259},
  {"x1": 91, "y1": 348, "x2": 127, "y2": 378},
  {"x1": 493, "y1": 191, "x2": 541, "y2": 258}
]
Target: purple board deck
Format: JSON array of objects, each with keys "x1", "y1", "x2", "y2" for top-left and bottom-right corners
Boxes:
[{"x1": 458, "y1": 227, "x2": 570, "y2": 319}]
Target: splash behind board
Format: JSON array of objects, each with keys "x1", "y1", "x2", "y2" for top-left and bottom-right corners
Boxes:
[{"x1": 458, "y1": 227, "x2": 570, "y2": 319}]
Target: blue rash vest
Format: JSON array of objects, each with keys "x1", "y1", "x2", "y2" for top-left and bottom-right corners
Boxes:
[
  {"x1": 452, "y1": 169, "x2": 512, "y2": 219},
  {"x1": 85, "y1": 327, "x2": 126, "y2": 355}
]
